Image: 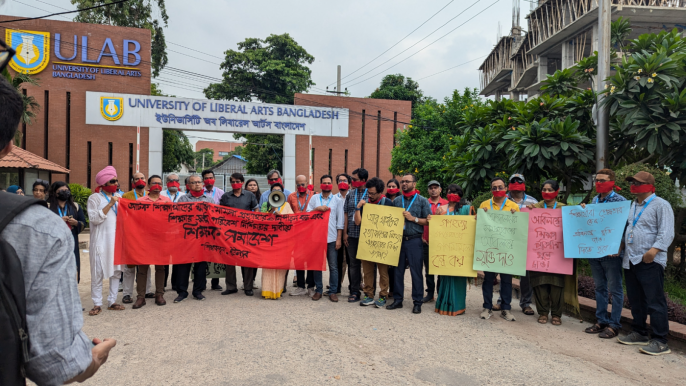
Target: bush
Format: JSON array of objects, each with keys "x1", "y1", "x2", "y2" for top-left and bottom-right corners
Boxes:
[
  {"x1": 68, "y1": 183, "x2": 91, "y2": 212},
  {"x1": 470, "y1": 190, "x2": 493, "y2": 211}
]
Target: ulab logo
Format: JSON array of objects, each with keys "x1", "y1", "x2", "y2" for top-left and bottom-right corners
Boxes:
[
  {"x1": 5, "y1": 29, "x2": 50, "y2": 75},
  {"x1": 101, "y1": 97, "x2": 124, "y2": 121}
]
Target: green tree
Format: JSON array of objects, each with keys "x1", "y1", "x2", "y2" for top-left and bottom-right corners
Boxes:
[
  {"x1": 2, "y1": 68, "x2": 40, "y2": 146},
  {"x1": 162, "y1": 131, "x2": 193, "y2": 172},
  {"x1": 194, "y1": 148, "x2": 216, "y2": 170},
  {"x1": 204, "y1": 33, "x2": 315, "y2": 174},
  {"x1": 71, "y1": 0, "x2": 169, "y2": 77},
  {"x1": 369, "y1": 74, "x2": 424, "y2": 109}
]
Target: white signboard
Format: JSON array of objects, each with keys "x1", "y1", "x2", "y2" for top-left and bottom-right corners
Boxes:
[{"x1": 85, "y1": 92, "x2": 349, "y2": 137}]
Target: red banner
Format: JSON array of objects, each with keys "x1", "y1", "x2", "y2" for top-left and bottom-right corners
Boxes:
[{"x1": 114, "y1": 199, "x2": 329, "y2": 270}]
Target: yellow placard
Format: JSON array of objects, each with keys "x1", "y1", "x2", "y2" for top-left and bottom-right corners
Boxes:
[
  {"x1": 428, "y1": 215, "x2": 478, "y2": 277},
  {"x1": 357, "y1": 204, "x2": 405, "y2": 266}
]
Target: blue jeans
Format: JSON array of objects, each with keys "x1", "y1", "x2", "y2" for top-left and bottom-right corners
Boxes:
[
  {"x1": 314, "y1": 242, "x2": 339, "y2": 294},
  {"x1": 483, "y1": 271, "x2": 512, "y2": 310},
  {"x1": 589, "y1": 256, "x2": 624, "y2": 329},
  {"x1": 393, "y1": 236, "x2": 424, "y2": 306}
]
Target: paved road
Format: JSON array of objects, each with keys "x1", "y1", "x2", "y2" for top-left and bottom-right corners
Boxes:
[{"x1": 71, "y1": 251, "x2": 685, "y2": 386}]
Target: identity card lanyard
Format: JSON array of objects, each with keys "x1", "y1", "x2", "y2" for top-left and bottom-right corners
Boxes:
[
  {"x1": 102, "y1": 192, "x2": 117, "y2": 215},
  {"x1": 354, "y1": 188, "x2": 368, "y2": 205},
  {"x1": 402, "y1": 193, "x2": 418, "y2": 230},
  {"x1": 628, "y1": 195, "x2": 655, "y2": 244},
  {"x1": 57, "y1": 205, "x2": 69, "y2": 217},
  {"x1": 490, "y1": 198, "x2": 507, "y2": 211},
  {"x1": 298, "y1": 192, "x2": 310, "y2": 212},
  {"x1": 593, "y1": 191, "x2": 615, "y2": 204},
  {"x1": 134, "y1": 189, "x2": 146, "y2": 200},
  {"x1": 544, "y1": 201, "x2": 557, "y2": 209},
  {"x1": 166, "y1": 190, "x2": 179, "y2": 202},
  {"x1": 320, "y1": 193, "x2": 332, "y2": 207}
]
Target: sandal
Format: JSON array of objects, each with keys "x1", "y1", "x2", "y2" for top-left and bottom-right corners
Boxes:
[
  {"x1": 598, "y1": 326, "x2": 618, "y2": 339},
  {"x1": 88, "y1": 306, "x2": 102, "y2": 316},
  {"x1": 107, "y1": 303, "x2": 125, "y2": 311},
  {"x1": 584, "y1": 323, "x2": 607, "y2": 334},
  {"x1": 538, "y1": 315, "x2": 548, "y2": 324},
  {"x1": 522, "y1": 306, "x2": 535, "y2": 315},
  {"x1": 551, "y1": 316, "x2": 562, "y2": 326}
]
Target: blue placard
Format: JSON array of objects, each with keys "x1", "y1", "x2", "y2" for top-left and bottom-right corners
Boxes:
[{"x1": 562, "y1": 201, "x2": 631, "y2": 258}]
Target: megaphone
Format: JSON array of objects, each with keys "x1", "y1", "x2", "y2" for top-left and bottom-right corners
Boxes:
[{"x1": 268, "y1": 190, "x2": 286, "y2": 208}]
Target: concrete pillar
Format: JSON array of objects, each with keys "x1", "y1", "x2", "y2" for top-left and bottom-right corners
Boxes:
[
  {"x1": 148, "y1": 127, "x2": 163, "y2": 177},
  {"x1": 282, "y1": 134, "x2": 296, "y2": 193},
  {"x1": 494, "y1": 90, "x2": 502, "y2": 101},
  {"x1": 562, "y1": 40, "x2": 575, "y2": 69},
  {"x1": 510, "y1": 91, "x2": 519, "y2": 101},
  {"x1": 537, "y1": 55, "x2": 548, "y2": 83}
]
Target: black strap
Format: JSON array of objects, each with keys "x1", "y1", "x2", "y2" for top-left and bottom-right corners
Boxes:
[{"x1": 0, "y1": 192, "x2": 47, "y2": 234}]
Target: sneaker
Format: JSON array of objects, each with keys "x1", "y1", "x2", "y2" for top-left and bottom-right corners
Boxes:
[
  {"x1": 639, "y1": 340, "x2": 671, "y2": 356},
  {"x1": 360, "y1": 296, "x2": 375, "y2": 306},
  {"x1": 374, "y1": 297, "x2": 387, "y2": 308},
  {"x1": 193, "y1": 294, "x2": 205, "y2": 301},
  {"x1": 617, "y1": 331, "x2": 650, "y2": 346},
  {"x1": 290, "y1": 287, "x2": 308, "y2": 296},
  {"x1": 307, "y1": 288, "x2": 315, "y2": 297},
  {"x1": 480, "y1": 308, "x2": 492, "y2": 319},
  {"x1": 173, "y1": 295, "x2": 186, "y2": 303},
  {"x1": 501, "y1": 310, "x2": 516, "y2": 321}
]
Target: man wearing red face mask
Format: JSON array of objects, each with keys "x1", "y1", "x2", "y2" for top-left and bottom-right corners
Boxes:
[
  {"x1": 131, "y1": 175, "x2": 171, "y2": 309},
  {"x1": 334, "y1": 173, "x2": 351, "y2": 294},
  {"x1": 87, "y1": 166, "x2": 125, "y2": 315},
  {"x1": 579, "y1": 169, "x2": 627, "y2": 339},
  {"x1": 219, "y1": 172, "x2": 260, "y2": 296},
  {"x1": 258, "y1": 169, "x2": 292, "y2": 207},
  {"x1": 121, "y1": 172, "x2": 153, "y2": 304},
  {"x1": 201, "y1": 169, "x2": 225, "y2": 291},
  {"x1": 617, "y1": 171, "x2": 674, "y2": 356},
  {"x1": 288, "y1": 174, "x2": 316, "y2": 296},
  {"x1": 343, "y1": 168, "x2": 369, "y2": 302},
  {"x1": 161, "y1": 173, "x2": 185, "y2": 202},
  {"x1": 421, "y1": 180, "x2": 448, "y2": 303}
]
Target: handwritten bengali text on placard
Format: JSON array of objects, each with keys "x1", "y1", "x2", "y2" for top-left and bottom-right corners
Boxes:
[
  {"x1": 357, "y1": 204, "x2": 405, "y2": 266},
  {"x1": 428, "y1": 215, "x2": 478, "y2": 277},
  {"x1": 562, "y1": 201, "x2": 630, "y2": 258},
  {"x1": 521, "y1": 208, "x2": 572, "y2": 275},
  {"x1": 472, "y1": 209, "x2": 528, "y2": 276}
]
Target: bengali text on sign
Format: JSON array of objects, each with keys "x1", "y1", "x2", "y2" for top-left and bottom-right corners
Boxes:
[
  {"x1": 356, "y1": 204, "x2": 405, "y2": 266},
  {"x1": 472, "y1": 209, "x2": 528, "y2": 276},
  {"x1": 428, "y1": 215, "x2": 478, "y2": 277},
  {"x1": 561, "y1": 201, "x2": 630, "y2": 258},
  {"x1": 521, "y1": 208, "x2": 572, "y2": 275}
]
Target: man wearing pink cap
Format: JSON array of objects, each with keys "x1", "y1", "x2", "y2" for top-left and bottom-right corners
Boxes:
[{"x1": 86, "y1": 166, "x2": 126, "y2": 315}]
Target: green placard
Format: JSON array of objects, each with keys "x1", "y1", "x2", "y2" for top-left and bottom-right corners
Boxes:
[{"x1": 472, "y1": 209, "x2": 529, "y2": 276}]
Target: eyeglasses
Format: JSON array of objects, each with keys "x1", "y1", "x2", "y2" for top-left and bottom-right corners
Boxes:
[
  {"x1": 35, "y1": 179, "x2": 47, "y2": 184},
  {"x1": 167, "y1": 179, "x2": 179, "y2": 183},
  {"x1": 491, "y1": 186, "x2": 507, "y2": 191},
  {"x1": 268, "y1": 177, "x2": 280, "y2": 182},
  {"x1": 108, "y1": 179, "x2": 119, "y2": 184},
  {"x1": 150, "y1": 182, "x2": 162, "y2": 186},
  {"x1": 0, "y1": 38, "x2": 16, "y2": 73},
  {"x1": 188, "y1": 181, "x2": 203, "y2": 185}
]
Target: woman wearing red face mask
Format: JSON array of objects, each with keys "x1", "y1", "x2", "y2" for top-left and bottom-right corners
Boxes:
[
  {"x1": 427, "y1": 184, "x2": 474, "y2": 316},
  {"x1": 526, "y1": 180, "x2": 574, "y2": 327},
  {"x1": 386, "y1": 178, "x2": 401, "y2": 201}
]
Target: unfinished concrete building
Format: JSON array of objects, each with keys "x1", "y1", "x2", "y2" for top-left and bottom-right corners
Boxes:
[{"x1": 479, "y1": 0, "x2": 686, "y2": 101}]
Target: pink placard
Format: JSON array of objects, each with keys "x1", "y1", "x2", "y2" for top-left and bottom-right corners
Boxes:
[{"x1": 521, "y1": 208, "x2": 573, "y2": 275}]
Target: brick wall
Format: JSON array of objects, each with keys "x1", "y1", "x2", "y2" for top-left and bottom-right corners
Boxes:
[
  {"x1": 294, "y1": 94, "x2": 411, "y2": 193},
  {"x1": 195, "y1": 141, "x2": 242, "y2": 162},
  {"x1": 0, "y1": 16, "x2": 151, "y2": 190}
]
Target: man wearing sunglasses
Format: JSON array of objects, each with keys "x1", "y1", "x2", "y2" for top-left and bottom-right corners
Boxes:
[
  {"x1": 617, "y1": 171, "x2": 675, "y2": 356},
  {"x1": 258, "y1": 169, "x2": 292, "y2": 207},
  {"x1": 386, "y1": 173, "x2": 431, "y2": 314},
  {"x1": 121, "y1": 172, "x2": 153, "y2": 304}
]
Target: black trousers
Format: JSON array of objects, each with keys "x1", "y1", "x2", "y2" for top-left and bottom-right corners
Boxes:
[
  {"x1": 297, "y1": 270, "x2": 315, "y2": 289},
  {"x1": 346, "y1": 237, "x2": 362, "y2": 297},
  {"x1": 211, "y1": 277, "x2": 220, "y2": 287},
  {"x1": 173, "y1": 262, "x2": 207, "y2": 298},
  {"x1": 337, "y1": 244, "x2": 349, "y2": 293},
  {"x1": 625, "y1": 262, "x2": 670, "y2": 343},
  {"x1": 422, "y1": 242, "x2": 436, "y2": 297}
]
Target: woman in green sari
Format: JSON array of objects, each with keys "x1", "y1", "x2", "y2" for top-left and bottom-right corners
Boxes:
[{"x1": 428, "y1": 184, "x2": 474, "y2": 316}]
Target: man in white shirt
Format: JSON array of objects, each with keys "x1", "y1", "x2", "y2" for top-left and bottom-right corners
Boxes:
[
  {"x1": 308, "y1": 174, "x2": 345, "y2": 302},
  {"x1": 160, "y1": 173, "x2": 185, "y2": 202}
]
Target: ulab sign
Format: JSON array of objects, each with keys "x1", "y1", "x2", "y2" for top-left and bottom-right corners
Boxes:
[{"x1": 86, "y1": 92, "x2": 349, "y2": 137}]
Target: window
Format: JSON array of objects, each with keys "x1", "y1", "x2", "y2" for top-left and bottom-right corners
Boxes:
[
  {"x1": 108, "y1": 142, "x2": 113, "y2": 165},
  {"x1": 218, "y1": 151, "x2": 229, "y2": 157},
  {"x1": 87, "y1": 141, "x2": 92, "y2": 188},
  {"x1": 66, "y1": 92, "x2": 71, "y2": 183}
]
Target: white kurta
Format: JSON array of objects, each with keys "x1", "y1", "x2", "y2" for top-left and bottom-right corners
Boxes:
[{"x1": 87, "y1": 192, "x2": 121, "y2": 279}]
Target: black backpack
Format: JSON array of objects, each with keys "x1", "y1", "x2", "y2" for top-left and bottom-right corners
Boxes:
[{"x1": 0, "y1": 192, "x2": 47, "y2": 385}]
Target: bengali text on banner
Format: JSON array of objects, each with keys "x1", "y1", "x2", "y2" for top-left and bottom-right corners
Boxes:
[
  {"x1": 561, "y1": 201, "x2": 630, "y2": 258},
  {"x1": 521, "y1": 208, "x2": 572, "y2": 275},
  {"x1": 113, "y1": 199, "x2": 329, "y2": 270},
  {"x1": 356, "y1": 204, "x2": 404, "y2": 266},
  {"x1": 472, "y1": 209, "x2": 528, "y2": 276},
  {"x1": 428, "y1": 215, "x2": 478, "y2": 277}
]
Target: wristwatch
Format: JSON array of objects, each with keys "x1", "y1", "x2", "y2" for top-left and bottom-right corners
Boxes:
[{"x1": 414, "y1": 217, "x2": 419, "y2": 223}]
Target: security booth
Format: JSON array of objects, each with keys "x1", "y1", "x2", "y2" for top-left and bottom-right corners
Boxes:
[{"x1": 0, "y1": 146, "x2": 69, "y2": 191}]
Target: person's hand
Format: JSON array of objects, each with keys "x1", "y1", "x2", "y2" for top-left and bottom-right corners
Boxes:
[
  {"x1": 580, "y1": 203, "x2": 586, "y2": 209},
  {"x1": 343, "y1": 233, "x2": 349, "y2": 247},
  {"x1": 526, "y1": 204, "x2": 535, "y2": 209},
  {"x1": 335, "y1": 239, "x2": 341, "y2": 250},
  {"x1": 109, "y1": 196, "x2": 120, "y2": 204},
  {"x1": 68, "y1": 217, "x2": 78, "y2": 226},
  {"x1": 426, "y1": 214, "x2": 432, "y2": 221},
  {"x1": 92, "y1": 338, "x2": 116, "y2": 365},
  {"x1": 62, "y1": 216, "x2": 70, "y2": 223},
  {"x1": 357, "y1": 199, "x2": 367, "y2": 208},
  {"x1": 511, "y1": 208, "x2": 517, "y2": 214},
  {"x1": 642, "y1": 248, "x2": 659, "y2": 264},
  {"x1": 314, "y1": 206, "x2": 330, "y2": 212},
  {"x1": 482, "y1": 208, "x2": 488, "y2": 213},
  {"x1": 403, "y1": 211, "x2": 413, "y2": 220}
]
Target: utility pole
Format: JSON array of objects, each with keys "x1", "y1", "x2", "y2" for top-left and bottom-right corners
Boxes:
[
  {"x1": 596, "y1": 0, "x2": 611, "y2": 170},
  {"x1": 326, "y1": 65, "x2": 347, "y2": 95}
]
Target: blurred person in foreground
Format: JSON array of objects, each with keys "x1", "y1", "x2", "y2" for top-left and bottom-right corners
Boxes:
[{"x1": 0, "y1": 76, "x2": 115, "y2": 384}]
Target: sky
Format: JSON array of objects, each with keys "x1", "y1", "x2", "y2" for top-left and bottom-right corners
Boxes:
[{"x1": 0, "y1": 0, "x2": 534, "y2": 147}]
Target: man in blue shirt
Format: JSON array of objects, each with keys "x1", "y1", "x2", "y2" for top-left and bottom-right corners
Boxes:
[
  {"x1": 581, "y1": 168, "x2": 627, "y2": 340},
  {"x1": 258, "y1": 169, "x2": 292, "y2": 207},
  {"x1": 387, "y1": 173, "x2": 431, "y2": 314}
]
